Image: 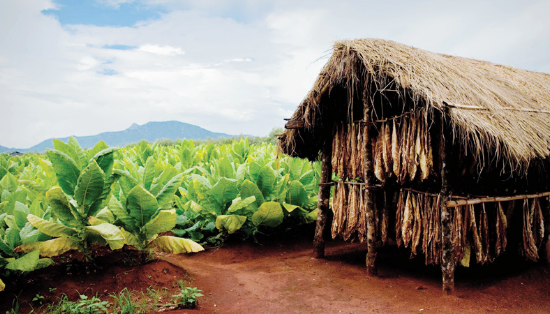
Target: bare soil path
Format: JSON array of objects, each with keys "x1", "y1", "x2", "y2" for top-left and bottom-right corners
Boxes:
[
  {"x1": 163, "y1": 232, "x2": 550, "y2": 314},
  {"x1": 2, "y1": 229, "x2": 550, "y2": 313}
]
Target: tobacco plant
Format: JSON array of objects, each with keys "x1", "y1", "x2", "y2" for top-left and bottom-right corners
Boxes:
[
  {"x1": 19, "y1": 139, "x2": 124, "y2": 260},
  {"x1": 107, "y1": 153, "x2": 203, "y2": 254}
]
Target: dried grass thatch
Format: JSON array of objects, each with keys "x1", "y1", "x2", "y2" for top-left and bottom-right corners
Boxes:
[{"x1": 279, "y1": 39, "x2": 550, "y2": 172}]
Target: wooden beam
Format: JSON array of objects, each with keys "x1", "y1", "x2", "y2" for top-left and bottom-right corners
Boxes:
[
  {"x1": 313, "y1": 138, "x2": 333, "y2": 258},
  {"x1": 363, "y1": 90, "x2": 377, "y2": 276},
  {"x1": 540, "y1": 197, "x2": 550, "y2": 264},
  {"x1": 446, "y1": 191, "x2": 550, "y2": 207},
  {"x1": 440, "y1": 107, "x2": 455, "y2": 295},
  {"x1": 312, "y1": 82, "x2": 330, "y2": 105},
  {"x1": 443, "y1": 102, "x2": 550, "y2": 114},
  {"x1": 284, "y1": 120, "x2": 305, "y2": 129}
]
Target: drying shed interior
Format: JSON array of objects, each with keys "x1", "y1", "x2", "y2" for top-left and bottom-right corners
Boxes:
[{"x1": 278, "y1": 38, "x2": 550, "y2": 293}]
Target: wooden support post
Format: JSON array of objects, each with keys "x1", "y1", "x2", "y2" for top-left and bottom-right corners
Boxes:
[
  {"x1": 313, "y1": 139, "x2": 333, "y2": 258},
  {"x1": 363, "y1": 95, "x2": 377, "y2": 276},
  {"x1": 540, "y1": 196, "x2": 550, "y2": 264},
  {"x1": 440, "y1": 107, "x2": 454, "y2": 294}
]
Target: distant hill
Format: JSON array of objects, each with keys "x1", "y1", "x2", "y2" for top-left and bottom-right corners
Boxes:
[{"x1": 0, "y1": 121, "x2": 232, "y2": 153}]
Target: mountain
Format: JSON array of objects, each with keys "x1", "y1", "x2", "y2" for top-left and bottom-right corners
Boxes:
[{"x1": 1, "y1": 121, "x2": 232, "y2": 153}]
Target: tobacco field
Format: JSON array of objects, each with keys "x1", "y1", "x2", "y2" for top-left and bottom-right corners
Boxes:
[{"x1": 0, "y1": 138, "x2": 322, "y2": 292}]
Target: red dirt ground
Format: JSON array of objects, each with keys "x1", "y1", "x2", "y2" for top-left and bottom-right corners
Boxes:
[{"x1": 2, "y1": 229, "x2": 550, "y2": 313}]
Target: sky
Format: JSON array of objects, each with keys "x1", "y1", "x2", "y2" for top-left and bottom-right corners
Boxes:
[{"x1": 1, "y1": 0, "x2": 549, "y2": 148}]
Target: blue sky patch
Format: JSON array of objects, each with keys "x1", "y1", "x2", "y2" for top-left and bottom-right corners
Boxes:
[
  {"x1": 98, "y1": 68, "x2": 118, "y2": 76},
  {"x1": 42, "y1": 0, "x2": 166, "y2": 27}
]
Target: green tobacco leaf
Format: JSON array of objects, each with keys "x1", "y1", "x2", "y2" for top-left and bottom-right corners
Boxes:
[
  {"x1": 0, "y1": 237, "x2": 13, "y2": 256},
  {"x1": 150, "y1": 166, "x2": 178, "y2": 196},
  {"x1": 94, "y1": 207, "x2": 115, "y2": 223},
  {"x1": 189, "y1": 174, "x2": 211, "y2": 189},
  {"x1": 74, "y1": 160, "x2": 105, "y2": 212},
  {"x1": 126, "y1": 185, "x2": 158, "y2": 227},
  {"x1": 29, "y1": 200, "x2": 44, "y2": 218},
  {"x1": 27, "y1": 214, "x2": 78, "y2": 238},
  {"x1": 0, "y1": 212, "x2": 7, "y2": 227},
  {"x1": 298, "y1": 170, "x2": 314, "y2": 186},
  {"x1": 256, "y1": 166, "x2": 276, "y2": 199},
  {"x1": 112, "y1": 169, "x2": 139, "y2": 187},
  {"x1": 123, "y1": 157, "x2": 140, "y2": 183},
  {"x1": 0, "y1": 165, "x2": 6, "y2": 182},
  {"x1": 286, "y1": 181, "x2": 308, "y2": 207},
  {"x1": 5, "y1": 227, "x2": 20, "y2": 249},
  {"x1": 215, "y1": 215, "x2": 247, "y2": 234},
  {"x1": 20, "y1": 222, "x2": 50, "y2": 244},
  {"x1": 85, "y1": 223, "x2": 124, "y2": 250},
  {"x1": 248, "y1": 162, "x2": 261, "y2": 182},
  {"x1": 68, "y1": 136, "x2": 87, "y2": 169},
  {"x1": 46, "y1": 187, "x2": 79, "y2": 222},
  {"x1": 0, "y1": 172, "x2": 18, "y2": 193},
  {"x1": 217, "y1": 157, "x2": 235, "y2": 178},
  {"x1": 121, "y1": 228, "x2": 142, "y2": 248},
  {"x1": 142, "y1": 209, "x2": 177, "y2": 239},
  {"x1": 18, "y1": 237, "x2": 78, "y2": 257},
  {"x1": 251, "y1": 202, "x2": 283, "y2": 227},
  {"x1": 14, "y1": 202, "x2": 30, "y2": 229},
  {"x1": 143, "y1": 157, "x2": 156, "y2": 191},
  {"x1": 187, "y1": 201, "x2": 208, "y2": 215},
  {"x1": 149, "y1": 236, "x2": 204, "y2": 254},
  {"x1": 6, "y1": 250, "x2": 40, "y2": 272},
  {"x1": 156, "y1": 173, "x2": 184, "y2": 210},
  {"x1": 180, "y1": 146, "x2": 193, "y2": 169},
  {"x1": 92, "y1": 148, "x2": 116, "y2": 178},
  {"x1": 236, "y1": 163, "x2": 248, "y2": 182},
  {"x1": 88, "y1": 170, "x2": 120, "y2": 217},
  {"x1": 282, "y1": 203, "x2": 300, "y2": 213},
  {"x1": 208, "y1": 178, "x2": 239, "y2": 208},
  {"x1": 87, "y1": 141, "x2": 109, "y2": 160},
  {"x1": 227, "y1": 196, "x2": 256, "y2": 214},
  {"x1": 5, "y1": 215, "x2": 18, "y2": 230},
  {"x1": 305, "y1": 209, "x2": 318, "y2": 224},
  {"x1": 109, "y1": 197, "x2": 137, "y2": 232},
  {"x1": 0, "y1": 201, "x2": 8, "y2": 214},
  {"x1": 240, "y1": 180, "x2": 265, "y2": 208},
  {"x1": 36, "y1": 258, "x2": 55, "y2": 270},
  {"x1": 39, "y1": 158, "x2": 56, "y2": 183},
  {"x1": 47, "y1": 150, "x2": 81, "y2": 196},
  {"x1": 88, "y1": 216, "x2": 106, "y2": 226},
  {"x1": 0, "y1": 278, "x2": 5, "y2": 291},
  {"x1": 53, "y1": 139, "x2": 82, "y2": 170},
  {"x1": 290, "y1": 158, "x2": 306, "y2": 181}
]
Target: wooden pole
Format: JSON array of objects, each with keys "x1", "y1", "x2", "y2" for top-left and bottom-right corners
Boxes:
[
  {"x1": 540, "y1": 196, "x2": 550, "y2": 264},
  {"x1": 313, "y1": 138, "x2": 333, "y2": 258},
  {"x1": 447, "y1": 191, "x2": 550, "y2": 207},
  {"x1": 440, "y1": 107, "x2": 455, "y2": 294},
  {"x1": 363, "y1": 91, "x2": 377, "y2": 276},
  {"x1": 443, "y1": 102, "x2": 550, "y2": 114}
]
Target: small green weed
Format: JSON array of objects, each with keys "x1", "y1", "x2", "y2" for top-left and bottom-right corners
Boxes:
[
  {"x1": 171, "y1": 281, "x2": 203, "y2": 309},
  {"x1": 43, "y1": 293, "x2": 109, "y2": 314},
  {"x1": 32, "y1": 293, "x2": 44, "y2": 305},
  {"x1": 110, "y1": 288, "x2": 143, "y2": 314},
  {"x1": 6, "y1": 297, "x2": 20, "y2": 314}
]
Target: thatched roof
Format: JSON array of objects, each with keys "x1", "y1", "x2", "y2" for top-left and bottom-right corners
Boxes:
[{"x1": 279, "y1": 39, "x2": 550, "y2": 171}]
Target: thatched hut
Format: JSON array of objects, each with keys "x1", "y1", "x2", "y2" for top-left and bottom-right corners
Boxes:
[{"x1": 278, "y1": 39, "x2": 550, "y2": 293}]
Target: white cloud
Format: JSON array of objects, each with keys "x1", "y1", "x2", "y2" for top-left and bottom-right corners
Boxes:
[
  {"x1": 138, "y1": 44, "x2": 185, "y2": 56},
  {"x1": 0, "y1": 0, "x2": 549, "y2": 148}
]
